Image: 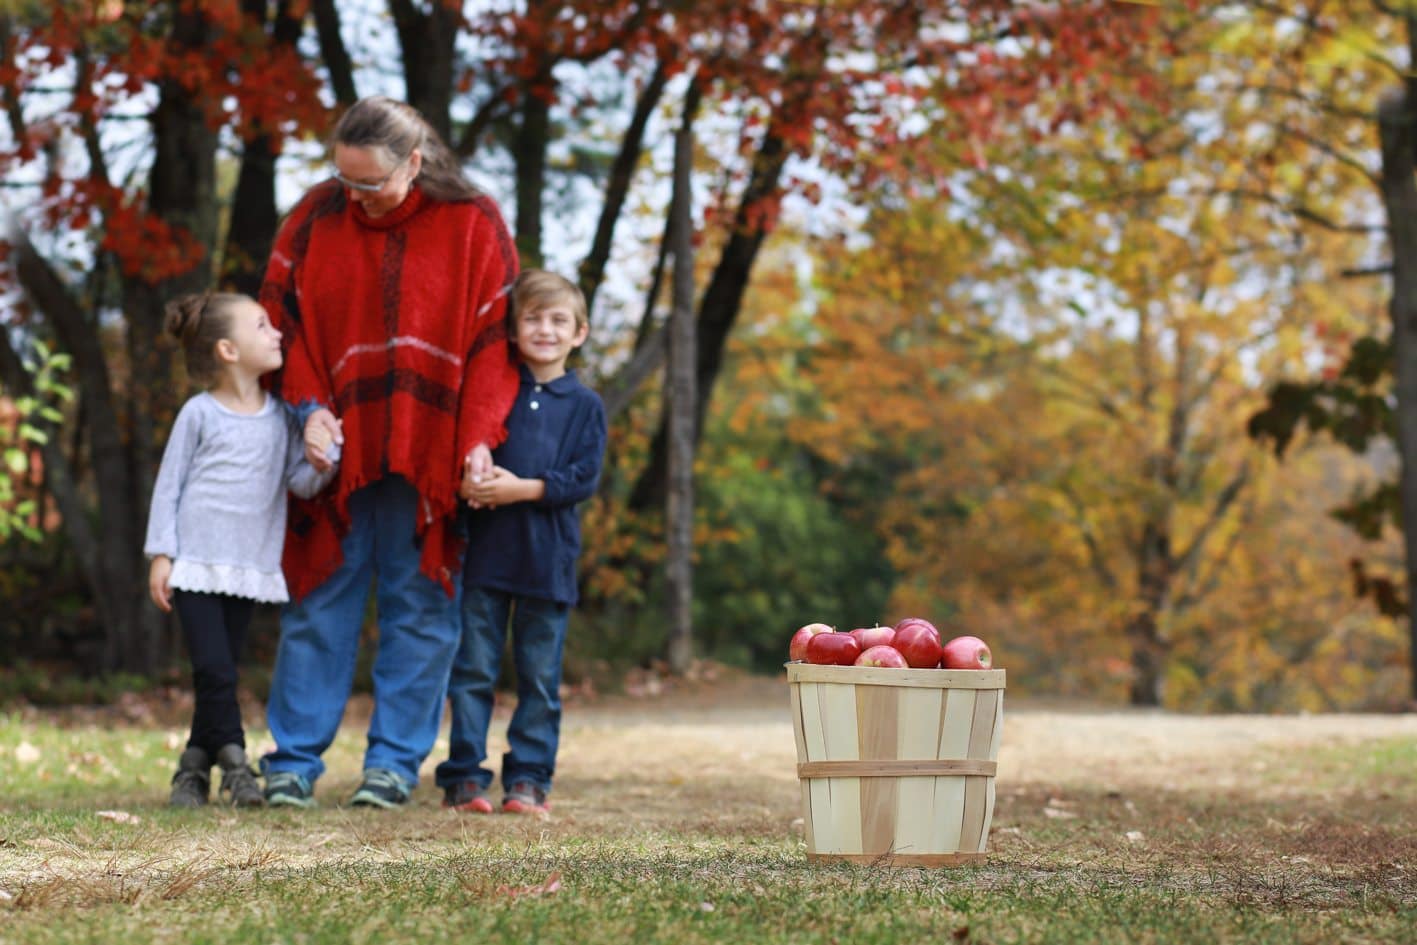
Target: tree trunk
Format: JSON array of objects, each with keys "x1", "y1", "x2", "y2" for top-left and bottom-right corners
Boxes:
[
  {"x1": 1126, "y1": 520, "x2": 1172, "y2": 706},
  {"x1": 512, "y1": 85, "x2": 552, "y2": 269},
  {"x1": 12, "y1": 235, "x2": 146, "y2": 674},
  {"x1": 223, "y1": 1, "x2": 304, "y2": 294},
  {"x1": 665, "y1": 90, "x2": 698, "y2": 675},
  {"x1": 310, "y1": 0, "x2": 357, "y2": 107},
  {"x1": 389, "y1": 0, "x2": 457, "y2": 141},
  {"x1": 1378, "y1": 80, "x2": 1417, "y2": 706},
  {"x1": 628, "y1": 130, "x2": 789, "y2": 512}
]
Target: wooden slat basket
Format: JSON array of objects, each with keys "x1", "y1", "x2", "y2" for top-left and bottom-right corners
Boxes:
[{"x1": 786, "y1": 662, "x2": 1005, "y2": 867}]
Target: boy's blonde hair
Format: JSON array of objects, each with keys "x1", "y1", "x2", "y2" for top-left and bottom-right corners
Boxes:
[{"x1": 512, "y1": 270, "x2": 588, "y2": 329}]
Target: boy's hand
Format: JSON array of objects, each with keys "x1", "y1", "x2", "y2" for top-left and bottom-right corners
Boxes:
[
  {"x1": 148, "y1": 556, "x2": 173, "y2": 613},
  {"x1": 467, "y1": 465, "x2": 542, "y2": 508}
]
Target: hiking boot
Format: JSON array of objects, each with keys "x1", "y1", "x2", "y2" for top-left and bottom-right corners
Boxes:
[
  {"x1": 215, "y1": 744, "x2": 265, "y2": 808},
  {"x1": 349, "y1": 769, "x2": 411, "y2": 809},
  {"x1": 264, "y1": 770, "x2": 316, "y2": 809},
  {"x1": 501, "y1": 781, "x2": 549, "y2": 814},
  {"x1": 442, "y1": 781, "x2": 493, "y2": 814},
  {"x1": 168, "y1": 746, "x2": 211, "y2": 808}
]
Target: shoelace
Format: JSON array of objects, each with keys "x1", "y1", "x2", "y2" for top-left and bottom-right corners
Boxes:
[
  {"x1": 267, "y1": 772, "x2": 307, "y2": 793},
  {"x1": 362, "y1": 770, "x2": 407, "y2": 796}
]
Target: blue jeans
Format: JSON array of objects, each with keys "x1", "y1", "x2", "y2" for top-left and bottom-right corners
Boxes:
[
  {"x1": 435, "y1": 587, "x2": 569, "y2": 794},
  {"x1": 262, "y1": 477, "x2": 461, "y2": 786}
]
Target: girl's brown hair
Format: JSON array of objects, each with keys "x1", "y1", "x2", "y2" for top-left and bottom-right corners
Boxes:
[
  {"x1": 332, "y1": 96, "x2": 480, "y2": 203},
  {"x1": 164, "y1": 292, "x2": 243, "y2": 385}
]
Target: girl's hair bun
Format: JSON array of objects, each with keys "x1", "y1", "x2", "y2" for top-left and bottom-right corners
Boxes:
[
  {"x1": 165, "y1": 292, "x2": 209, "y2": 341},
  {"x1": 163, "y1": 291, "x2": 246, "y2": 386}
]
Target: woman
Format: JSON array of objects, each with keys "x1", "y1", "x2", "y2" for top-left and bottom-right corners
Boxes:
[{"x1": 257, "y1": 96, "x2": 520, "y2": 808}]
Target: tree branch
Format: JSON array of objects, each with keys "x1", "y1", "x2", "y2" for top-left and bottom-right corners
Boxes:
[
  {"x1": 600, "y1": 326, "x2": 667, "y2": 421},
  {"x1": 310, "y1": 0, "x2": 357, "y2": 106},
  {"x1": 1173, "y1": 461, "x2": 1250, "y2": 579},
  {"x1": 578, "y1": 59, "x2": 670, "y2": 314},
  {"x1": 1059, "y1": 480, "x2": 1119, "y2": 591}
]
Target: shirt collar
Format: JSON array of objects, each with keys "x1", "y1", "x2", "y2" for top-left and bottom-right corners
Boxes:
[{"x1": 519, "y1": 363, "x2": 578, "y2": 395}]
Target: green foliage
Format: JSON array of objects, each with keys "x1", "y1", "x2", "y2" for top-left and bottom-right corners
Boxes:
[
  {"x1": 0, "y1": 340, "x2": 73, "y2": 543},
  {"x1": 1248, "y1": 336, "x2": 1394, "y2": 459},
  {"x1": 1249, "y1": 336, "x2": 1405, "y2": 615},
  {"x1": 692, "y1": 448, "x2": 896, "y2": 672},
  {"x1": 0, "y1": 662, "x2": 149, "y2": 707}
]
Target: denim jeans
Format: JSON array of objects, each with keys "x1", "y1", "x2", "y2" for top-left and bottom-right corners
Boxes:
[
  {"x1": 435, "y1": 586, "x2": 569, "y2": 794},
  {"x1": 261, "y1": 477, "x2": 461, "y2": 786}
]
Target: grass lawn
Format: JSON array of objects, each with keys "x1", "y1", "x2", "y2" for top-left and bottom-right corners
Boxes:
[{"x1": 1, "y1": 673, "x2": 1414, "y2": 944}]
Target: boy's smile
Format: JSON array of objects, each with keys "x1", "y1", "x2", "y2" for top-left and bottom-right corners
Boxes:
[{"x1": 514, "y1": 303, "x2": 588, "y2": 381}]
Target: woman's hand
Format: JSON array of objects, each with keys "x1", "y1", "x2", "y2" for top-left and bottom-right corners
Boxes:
[
  {"x1": 462, "y1": 443, "x2": 494, "y2": 507},
  {"x1": 149, "y1": 556, "x2": 173, "y2": 613},
  {"x1": 305, "y1": 409, "x2": 344, "y2": 471},
  {"x1": 465, "y1": 442, "x2": 493, "y2": 480}
]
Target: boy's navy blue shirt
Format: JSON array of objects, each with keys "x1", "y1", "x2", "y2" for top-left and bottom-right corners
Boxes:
[{"x1": 462, "y1": 363, "x2": 607, "y2": 605}]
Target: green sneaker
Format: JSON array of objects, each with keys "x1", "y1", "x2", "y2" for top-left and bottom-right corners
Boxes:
[
  {"x1": 350, "y1": 768, "x2": 411, "y2": 809},
  {"x1": 264, "y1": 771, "x2": 315, "y2": 808}
]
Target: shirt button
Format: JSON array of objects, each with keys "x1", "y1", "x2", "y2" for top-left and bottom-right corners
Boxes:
[
  {"x1": 535, "y1": 385, "x2": 543, "y2": 392},
  {"x1": 530, "y1": 401, "x2": 540, "y2": 410}
]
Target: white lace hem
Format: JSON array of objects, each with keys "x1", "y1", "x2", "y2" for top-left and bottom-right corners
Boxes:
[{"x1": 170, "y1": 560, "x2": 289, "y2": 604}]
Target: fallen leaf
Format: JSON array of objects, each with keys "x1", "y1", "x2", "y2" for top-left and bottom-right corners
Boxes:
[
  {"x1": 96, "y1": 810, "x2": 141, "y2": 824},
  {"x1": 494, "y1": 871, "x2": 561, "y2": 899}
]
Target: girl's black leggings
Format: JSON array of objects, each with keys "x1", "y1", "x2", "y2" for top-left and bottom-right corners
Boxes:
[{"x1": 173, "y1": 589, "x2": 254, "y2": 757}]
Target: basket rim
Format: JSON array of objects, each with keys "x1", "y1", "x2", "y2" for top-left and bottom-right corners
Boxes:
[{"x1": 784, "y1": 662, "x2": 1005, "y2": 688}]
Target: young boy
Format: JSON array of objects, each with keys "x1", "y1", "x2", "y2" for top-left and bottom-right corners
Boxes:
[{"x1": 437, "y1": 269, "x2": 608, "y2": 814}]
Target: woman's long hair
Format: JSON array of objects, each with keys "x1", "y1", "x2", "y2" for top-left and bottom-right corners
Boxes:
[{"x1": 332, "y1": 96, "x2": 480, "y2": 203}]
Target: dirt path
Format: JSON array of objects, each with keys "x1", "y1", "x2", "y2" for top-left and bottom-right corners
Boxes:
[{"x1": 555, "y1": 670, "x2": 1417, "y2": 797}]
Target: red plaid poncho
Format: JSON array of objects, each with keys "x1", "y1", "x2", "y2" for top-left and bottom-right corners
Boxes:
[{"x1": 260, "y1": 181, "x2": 520, "y2": 600}]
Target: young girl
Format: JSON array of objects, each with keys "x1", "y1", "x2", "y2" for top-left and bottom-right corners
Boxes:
[{"x1": 144, "y1": 292, "x2": 338, "y2": 808}]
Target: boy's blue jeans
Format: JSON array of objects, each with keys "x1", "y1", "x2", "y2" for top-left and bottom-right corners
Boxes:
[
  {"x1": 262, "y1": 477, "x2": 461, "y2": 787},
  {"x1": 436, "y1": 586, "x2": 569, "y2": 794}
]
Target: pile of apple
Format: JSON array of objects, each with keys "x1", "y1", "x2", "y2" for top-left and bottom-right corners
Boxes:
[{"x1": 789, "y1": 619, "x2": 993, "y2": 670}]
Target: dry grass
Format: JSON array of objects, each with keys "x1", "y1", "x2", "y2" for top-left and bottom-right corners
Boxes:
[{"x1": 1, "y1": 673, "x2": 1414, "y2": 943}]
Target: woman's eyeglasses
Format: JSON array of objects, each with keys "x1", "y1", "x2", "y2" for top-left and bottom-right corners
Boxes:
[{"x1": 333, "y1": 158, "x2": 407, "y2": 193}]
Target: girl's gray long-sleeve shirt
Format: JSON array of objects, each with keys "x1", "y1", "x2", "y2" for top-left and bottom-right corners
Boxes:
[{"x1": 143, "y1": 392, "x2": 335, "y2": 603}]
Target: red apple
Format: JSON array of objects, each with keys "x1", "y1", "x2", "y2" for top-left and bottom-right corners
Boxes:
[
  {"x1": 854, "y1": 644, "x2": 908, "y2": 668},
  {"x1": 849, "y1": 625, "x2": 895, "y2": 650},
  {"x1": 893, "y1": 616, "x2": 939, "y2": 638},
  {"x1": 892, "y1": 620, "x2": 943, "y2": 668},
  {"x1": 789, "y1": 622, "x2": 833, "y2": 662},
  {"x1": 806, "y1": 631, "x2": 862, "y2": 666},
  {"x1": 940, "y1": 635, "x2": 992, "y2": 670}
]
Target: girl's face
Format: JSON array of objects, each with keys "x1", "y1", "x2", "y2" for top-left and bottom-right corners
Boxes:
[
  {"x1": 333, "y1": 143, "x2": 422, "y2": 218},
  {"x1": 222, "y1": 299, "x2": 283, "y2": 377}
]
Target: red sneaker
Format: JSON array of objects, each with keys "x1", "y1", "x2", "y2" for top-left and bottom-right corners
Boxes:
[
  {"x1": 442, "y1": 782, "x2": 493, "y2": 814},
  {"x1": 501, "y1": 781, "x2": 550, "y2": 814}
]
